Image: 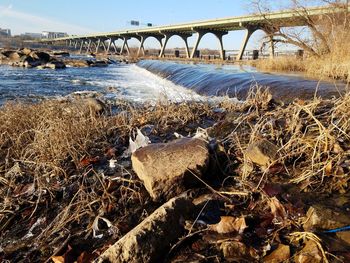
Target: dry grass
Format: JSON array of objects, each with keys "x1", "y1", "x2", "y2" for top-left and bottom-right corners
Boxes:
[
  {"x1": 219, "y1": 87, "x2": 350, "y2": 193},
  {"x1": 1, "y1": 90, "x2": 350, "y2": 261},
  {"x1": 0, "y1": 98, "x2": 229, "y2": 261},
  {"x1": 250, "y1": 37, "x2": 350, "y2": 82}
]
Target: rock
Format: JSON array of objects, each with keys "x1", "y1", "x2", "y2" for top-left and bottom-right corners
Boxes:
[
  {"x1": 132, "y1": 138, "x2": 209, "y2": 201},
  {"x1": 29, "y1": 51, "x2": 51, "y2": 63},
  {"x1": 89, "y1": 60, "x2": 109, "y2": 67},
  {"x1": 80, "y1": 98, "x2": 106, "y2": 114},
  {"x1": 336, "y1": 231, "x2": 350, "y2": 246},
  {"x1": 96, "y1": 195, "x2": 194, "y2": 263},
  {"x1": 41, "y1": 61, "x2": 66, "y2": 69},
  {"x1": 303, "y1": 205, "x2": 350, "y2": 231},
  {"x1": 245, "y1": 139, "x2": 279, "y2": 167},
  {"x1": 20, "y1": 48, "x2": 32, "y2": 56},
  {"x1": 263, "y1": 244, "x2": 290, "y2": 263},
  {"x1": 64, "y1": 59, "x2": 89, "y2": 68},
  {"x1": 295, "y1": 240, "x2": 322, "y2": 263},
  {"x1": 53, "y1": 51, "x2": 70, "y2": 57}
]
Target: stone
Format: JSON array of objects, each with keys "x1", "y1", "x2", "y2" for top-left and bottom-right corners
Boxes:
[
  {"x1": 336, "y1": 231, "x2": 350, "y2": 246},
  {"x1": 303, "y1": 205, "x2": 350, "y2": 231},
  {"x1": 295, "y1": 240, "x2": 322, "y2": 263},
  {"x1": 96, "y1": 195, "x2": 194, "y2": 263},
  {"x1": 64, "y1": 59, "x2": 89, "y2": 68},
  {"x1": 29, "y1": 51, "x2": 51, "y2": 63},
  {"x1": 80, "y1": 98, "x2": 106, "y2": 114},
  {"x1": 132, "y1": 138, "x2": 209, "y2": 201},
  {"x1": 20, "y1": 48, "x2": 32, "y2": 56},
  {"x1": 263, "y1": 244, "x2": 290, "y2": 263},
  {"x1": 245, "y1": 139, "x2": 279, "y2": 167}
]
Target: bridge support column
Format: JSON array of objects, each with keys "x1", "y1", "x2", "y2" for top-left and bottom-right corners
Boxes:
[
  {"x1": 213, "y1": 31, "x2": 228, "y2": 60},
  {"x1": 190, "y1": 31, "x2": 205, "y2": 59},
  {"x1": 120, "y1": 37, "x2": 130, "y2": 56},
  {"x1": 101, "y1": 40, "x2": 107, "y2": 52},
  {"x1": 106, "y1": 38, "x2": 114, "y2": 54},
  {"x1": 95, "y1": 39, "x2": 101, "y2": 53},
  {"x1": 159, "y1": 33, "x2": 171, "y2": 58},
  {"x1": 137, "y1": 35, "x2": 146, "y2": 57},
  {"x1": 236, "y1": 26, "x2": 258, "y2": 61},
  {"x1": 178, "y1": 34, "x2": 192, "y2": 58},
  {"x1": 112, "y1": 41, "x2": 119, "y2": 54},
  {"x1": 87, "y1": 40, "x2": 92, "y2": 53},
  {"x1": 79, "y1": 40, "x2": 84, "y2": 54}
]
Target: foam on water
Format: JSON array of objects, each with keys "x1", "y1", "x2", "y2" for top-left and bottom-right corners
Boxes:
[{"x1": 0, "y1": 62, "x2": 239, "y2": 106}]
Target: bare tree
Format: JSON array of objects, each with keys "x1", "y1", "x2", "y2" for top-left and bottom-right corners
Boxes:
[{"x1": 251, "y1": 0, "x2": 350, "y2": 57}]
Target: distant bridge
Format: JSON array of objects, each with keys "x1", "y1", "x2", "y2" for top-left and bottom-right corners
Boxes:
[{"x1": 40, "y1": 6, "x2": 344, "y2": 60}]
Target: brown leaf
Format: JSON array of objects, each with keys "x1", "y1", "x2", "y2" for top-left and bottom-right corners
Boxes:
[
  {"x1": 263, "y1": 244, "x2": 290, "y2": 263},
  {"x1": 210, "y1": 216, "x2": 247, "y2": 234},
  {"x1": 295, "y1": 240, "x2": 323, "y2": 263},
  {"x1": 51, "y1": 256, "x2": 65, "y2": 263},
  {"x1": 269, "y1": 197, "x2": 287, "y2": 219}
]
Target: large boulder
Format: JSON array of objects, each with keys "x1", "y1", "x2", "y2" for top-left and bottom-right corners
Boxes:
[
  {"x1": 96, "y1": 195, "x2": 194, "y2": 263},
  {"x1": 132, "y1": 138, "x2": 209, "y2": 201}
]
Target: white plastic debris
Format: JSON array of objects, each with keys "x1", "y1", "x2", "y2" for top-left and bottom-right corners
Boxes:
[
  {"x1": 127, "y1": 128, "x2": 151, "y2": 154},
  {"x1": 92, "y1": 216, "x2": 113, "y2": 239},
  {"x1": 193, "y1": 127, "x2": 210, "y2": 141},
  {"x1": 174, "y1": 132, "x2": 184, "y2": 139},
  {"x1": 109, "y1": 159, "x2": 117, "y2": 168}
]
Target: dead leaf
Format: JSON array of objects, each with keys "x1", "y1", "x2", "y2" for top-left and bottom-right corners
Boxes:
[
  {"x1": 263, "y1": 244, "x2": 290, "y2": 263},
  {"x1": 295, "y1": 240, "x2": 323, "y2": 263},
  {"x1": 210, "y1": 216, "x2": 247, "y2": 234},
  {"x1": 325, "y1": 161, "x2": 332, "y2": 176},
  {"x1": 51, "y1": 256, "x2": 64, "y2": 263},
  {"x1": 269, "y1": 197, "x2": 287, "y2": 219}
]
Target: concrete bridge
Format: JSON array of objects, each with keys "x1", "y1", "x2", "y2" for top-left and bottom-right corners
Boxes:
[{"x1": 40, "y1": 6, "x2": 344, "y2": 60}]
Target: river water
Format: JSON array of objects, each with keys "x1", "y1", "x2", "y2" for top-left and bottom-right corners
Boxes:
[{"x1": 0, "y1": 59, "x2": 346, "y2": 105}]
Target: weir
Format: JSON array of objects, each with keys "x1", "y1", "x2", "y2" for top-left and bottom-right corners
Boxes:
[{"x1": 39, "y1": 6, "x2": 347, "y2": 60}]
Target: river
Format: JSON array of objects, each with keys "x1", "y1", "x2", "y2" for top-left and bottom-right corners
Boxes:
[{"x1": 0, "y1": 59, "x2": 346, "y2": 105}]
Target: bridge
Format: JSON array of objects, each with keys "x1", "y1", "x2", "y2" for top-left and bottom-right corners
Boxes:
[{"x1": 40, "y1": 6, "x2": 344, "y2": 60}]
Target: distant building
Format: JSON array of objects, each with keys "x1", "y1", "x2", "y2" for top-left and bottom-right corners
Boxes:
[
  {"x1": 0, "y1": 28, "x2": 11, "y2": 37},
  {"x1": 41, "y1": 31, "x2": 68, "y2": 39},
  {"x1": 22, "y1": 32, "x2": 42, "y2": 39}
]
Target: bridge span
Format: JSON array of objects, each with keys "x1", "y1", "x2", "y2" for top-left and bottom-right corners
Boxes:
[{"x1": 40, "y1": 6, "x2": 344, "y2": 60}]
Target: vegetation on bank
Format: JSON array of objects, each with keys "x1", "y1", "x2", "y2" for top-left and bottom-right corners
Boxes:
[
  {"x1": 248, "y1": 0, "x2": 350, "y2": 82},
  {"x1": 1, "y1": 88, "x2": 350, "y2": 261}
]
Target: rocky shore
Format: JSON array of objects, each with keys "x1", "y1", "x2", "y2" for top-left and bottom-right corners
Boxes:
[
  {"x1": 1, "y1": 88, "x2": 350, "y2": 262},
  {"x1": 0, "y1": 48, "x2": 118, "y2": 69}
]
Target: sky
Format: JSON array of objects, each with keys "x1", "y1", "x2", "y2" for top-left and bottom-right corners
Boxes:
[{"x1": 0, "y1": 0, "x2": 327, "y2": 50}]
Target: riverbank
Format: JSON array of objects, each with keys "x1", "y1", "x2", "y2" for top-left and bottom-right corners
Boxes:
[{"x1": 1, "y1": 88, "x2": 350, "y2": 262}]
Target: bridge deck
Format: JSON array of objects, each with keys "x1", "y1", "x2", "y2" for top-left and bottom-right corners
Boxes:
[{"x1": 45, "y1": 6, "x2": 341, "y2": 41}]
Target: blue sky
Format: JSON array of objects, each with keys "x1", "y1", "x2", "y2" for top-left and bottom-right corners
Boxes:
[{"x1": 0, "y1": 0, "x2": 325, "y2": 50}]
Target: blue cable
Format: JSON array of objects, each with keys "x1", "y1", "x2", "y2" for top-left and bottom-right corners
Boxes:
[{"x1": 323, "y1": 225, "x2": 350, "y2": 233}]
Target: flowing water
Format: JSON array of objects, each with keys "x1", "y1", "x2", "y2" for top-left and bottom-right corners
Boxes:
[{"x1": 0, "y1": 59, "x2": 346, "y2": 105}]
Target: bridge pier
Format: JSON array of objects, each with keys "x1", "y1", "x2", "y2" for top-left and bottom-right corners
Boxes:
[
  {"x1": 87, "y1": 39, "x2": 92, "y2": 53},
  {"x1": 137, "y1": 35, "x2": 146, "y2": 57},
  {"x1": 101, "y1": 40, "x2": 107, "y2": 52},
  {"x1": 120, "y1": 37, "x2": 130, "y2": 56},
  {"x1": 236, "y1": 26, "x2": 258, "y2": 61},
  {"x1": 159, "y1": 33, "x2": 170, "y2": 58},
  {"x1": 213, "y1": 31, "x2": 228, "y2": 60},
  {"x1": 79, "y1": 40, "x2": 84, "y2": 54},
  {"x1": 95, "y1": 39, "x2": 101, "y2": 53},
  {"x1": 190, "y1": 31, "x2": 204, "y2": 59}
]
